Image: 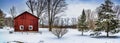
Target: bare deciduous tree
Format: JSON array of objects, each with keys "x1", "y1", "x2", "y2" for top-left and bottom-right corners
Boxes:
[
  {"x1": 26, "y1": 0, "x2": 47, "y2": 17},
  {"x1": 47, "y1": 0, "x2": 67, "y2": 31},
  {"x1": 36, "y1": 0, "x2": 47, "y2": 28},
  {"x1": 71, "y1": 18, "x2": 77, "y2": 28},
  {"x1": 113, "y1": 5, "x2": 120, "y2": 19},
  {"x1": 9, "y1": 6, "x2": 16, "y2": 28},
  {"x1": 36, "y1": 0, "x2": 47, "y2": 18},
  {"x1": 4, "y1": 17, "x2": 12, "y2": 27},
  {"x1": 26, "y1": 0, "x2": 47, "y2": 28},
  {"x1": 85, "y1": 9, "x2": 96, "y2": 30},
  {"x1": 26, "y1": 0, "x2": 37, "y2": 15},
  {"x1": 10, "y1": 6, "x2": 16, "y2": 19},
  {"x1": 63, "y1": 18, "x2": 69, "y2": 28}
]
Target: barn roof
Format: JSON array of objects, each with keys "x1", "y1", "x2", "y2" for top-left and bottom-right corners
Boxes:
[{"x1": 14, "y1": 11, "x2": 39, "y2": 19}]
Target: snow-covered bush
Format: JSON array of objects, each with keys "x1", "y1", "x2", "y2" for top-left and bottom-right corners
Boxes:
[
  {"x1": 52, "y1": 28, "x2": 68, "y2": 38},
  {"x1": 7, "y1": 41, "x2": 24, "y2": 43},
  {"x1": 9, "y1": 31, "x2": 13, "y2": 34},
  {"x1": 39, "y1": 40, "x2": 44, "y2": 43},
  {"x1": 90, "y1": 32, "x2": 101, "y2": 36}
]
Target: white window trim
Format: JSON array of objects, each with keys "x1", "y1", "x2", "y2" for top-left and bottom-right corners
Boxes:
[
  {"x1": 19, "y1": 25, "x2": 24, "y2": 30},
  {"x1": 29, "y1": 25, "x2": 33, "y2": 30}
]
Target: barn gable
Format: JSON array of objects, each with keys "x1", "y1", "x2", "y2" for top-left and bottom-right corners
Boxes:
[{"x1": 14, "y1": 11, "x2": 39, "y2": 20}]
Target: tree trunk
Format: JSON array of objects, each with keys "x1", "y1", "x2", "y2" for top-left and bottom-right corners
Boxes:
[
  {"x1": 49, "y1": 24, "x2": 52, "y2": 31},
  {"x1": 47, "y1": 0, "x2": 52, "y2": 31},
  {"x1": 106, "y1": 31, "x2": 109, "y2": 37},
  {"x1": 81, "y1": 31, "x2": 83, "y2": 36},
  {"x1": 106, "y1": 22, "x2": 109, "y2": 37},
  {"x1": 81, "y1": 28, "x2": 83, "y2": 35}
]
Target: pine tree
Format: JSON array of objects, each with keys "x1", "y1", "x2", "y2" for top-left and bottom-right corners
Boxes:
[
  {"x1": 0, "y1": 9, "x2": 5, "y2": 28},
  {"x1": 78, "y1": 9, "x2": 88, "y2": 35},
  {"x1": 95, "y1": 0, "x2": 119, "y2": 37}
]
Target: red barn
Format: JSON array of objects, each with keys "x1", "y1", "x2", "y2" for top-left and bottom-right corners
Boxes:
[{"x1": 14, "y1": 11, "x2": 39, "y2": 32}]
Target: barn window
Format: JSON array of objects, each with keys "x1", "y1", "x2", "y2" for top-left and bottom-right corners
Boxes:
[
  {"x1": 29, "y1": 25, "x2": 33, "y2": 30},
  {"x1": 20, "y1": 25, "x2": 24, "y2": 30}
]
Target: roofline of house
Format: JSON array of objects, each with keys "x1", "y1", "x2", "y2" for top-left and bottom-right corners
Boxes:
[{"x1": 14, "y1": 11, "x2": 39, "y2": 19}]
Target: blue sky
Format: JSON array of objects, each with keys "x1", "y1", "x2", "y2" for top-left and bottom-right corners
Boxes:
[
  {"x1": 0, "y1": 0, "x2": 120, "y2": 17},
  {"x1": 0, "y1": 0, "x2": 28, "y2": 17}
]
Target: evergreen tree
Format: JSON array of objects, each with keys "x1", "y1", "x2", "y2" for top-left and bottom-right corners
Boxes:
[
  {"x1": 95, "y1": 0, "x2": 119, "y2": 37},
  {"x1": 78, "y1": 9, "x2": 88, "y2": 35},
  {"x1": 0, "y1": 9, "x2": 5, "y2": 28}
]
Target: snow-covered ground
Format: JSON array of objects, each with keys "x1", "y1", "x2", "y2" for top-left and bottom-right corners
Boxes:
[{"x1": 0, "y1": 27, "x2": 120, "y2": 43}]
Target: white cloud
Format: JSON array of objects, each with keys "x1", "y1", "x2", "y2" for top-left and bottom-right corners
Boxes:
[{"x1": 65, "y1": 2, "x2": 99, "y2": 18}]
